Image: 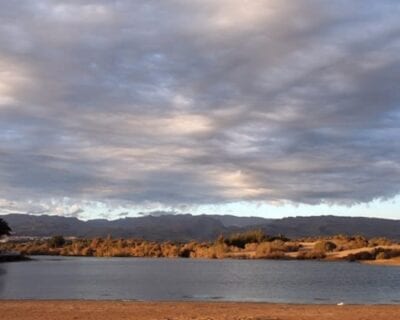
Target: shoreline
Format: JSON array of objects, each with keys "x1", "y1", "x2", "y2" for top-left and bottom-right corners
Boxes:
[
  {"x1": 1, "y1": 299, "x2": 400, "y2": 305},
  {"x1": 0, "y1": 254, "x2": 30, "y2": 263},
  {"x1": 1, "y1": 301, "x2": 399, "y2": 320},
  {"x1": 4, "y1": 253, "x2": 400, "y2": 267},
  {"x1": 361, "y1": 257, "x2": 400, "y2": 266},
  {"x1": 2, "y1": 237, "x2": 399, "y2": 266}
]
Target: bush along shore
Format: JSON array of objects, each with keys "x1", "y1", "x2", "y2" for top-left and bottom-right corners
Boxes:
[{"x1": 1, "y1": 230, "x2": 399, "y2": 264}]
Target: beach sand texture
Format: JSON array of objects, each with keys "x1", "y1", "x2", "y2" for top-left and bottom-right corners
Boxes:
[{"x1": 1, "y1": 301, "x2": 400, "y2": 320}]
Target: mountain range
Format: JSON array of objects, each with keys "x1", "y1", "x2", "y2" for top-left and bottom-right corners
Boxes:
[{"x1": 1, "y1": 214, "x2": 399, "y2": 241}]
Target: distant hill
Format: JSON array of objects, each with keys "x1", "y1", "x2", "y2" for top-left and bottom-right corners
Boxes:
[
  {"x1": 1, "y1": 214, "x2": 236, "y2": 241},
  {"x1": 257, "y1": 216, "x2": 400, "y2": 240},
  {"x1": 1, "y1": 214, "x2": 399, "y2": 241},
  {"x1": 207, "y1": 214, "x2": 272, "y2": 228}
]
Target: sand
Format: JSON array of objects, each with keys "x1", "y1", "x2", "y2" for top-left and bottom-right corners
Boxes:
[
  {"x1": 1, "y1": 301, "x2": 399, "y2": 320},
  {"x1": 363, "y1": 257, "x2": 400, "y2": 266}
]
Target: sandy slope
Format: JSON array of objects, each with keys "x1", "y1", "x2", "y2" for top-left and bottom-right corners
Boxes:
[
  {"x1": 327, "y1": 245, "x2": 399, "y2": 259},
  {"x1": 363, "y1": 257, "x2": 400, "y2": 266},
  {"x1": 1, "y1": 301, "x2": 400, "y2": 320}
]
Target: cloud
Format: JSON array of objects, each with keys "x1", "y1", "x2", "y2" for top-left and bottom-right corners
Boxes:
[
  {"x1": 0, "y1": 0, "x2": 400, "y2": 216},
  {"x1": 137, "y1": 211, "x2": 178, "y2": 217}
]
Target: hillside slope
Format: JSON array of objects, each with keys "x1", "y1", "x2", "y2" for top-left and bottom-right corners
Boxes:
[{"x1": 1, "y1": 214, "x2": 399, "y2": 241}]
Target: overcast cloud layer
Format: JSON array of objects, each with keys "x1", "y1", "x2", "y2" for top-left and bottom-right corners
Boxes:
[{"x1": 1, "y1": 1, "x2": 400, "y2": 217}]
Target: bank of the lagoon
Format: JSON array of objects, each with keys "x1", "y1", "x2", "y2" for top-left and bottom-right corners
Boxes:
[
  {"x1": 0, "y1": 252, "x2": 30, "y2": 263},
  {"x1": 1, "y1": 301, "x2": 400, "y2": 320},
  {"x1": 2, "y1": 231, "x2": 400, "y2": 265},
  {"x1": 1, "y1": 256, "x2": 399, "y2": 304}
]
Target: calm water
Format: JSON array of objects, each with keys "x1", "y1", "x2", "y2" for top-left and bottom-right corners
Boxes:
[{"x1": 0, "y1": 256, "x2": 399, "y2": 303}]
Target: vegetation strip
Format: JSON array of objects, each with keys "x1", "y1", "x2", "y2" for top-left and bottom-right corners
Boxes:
[{"x1": 1, "y1": 227, "x2": 399, "y2": 264}]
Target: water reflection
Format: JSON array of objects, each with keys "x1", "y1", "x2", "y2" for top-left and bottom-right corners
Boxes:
[
  {"x1": 0, "y1": 265, "x2": 7, "y2": 294},
  {"x1": 0, "y1": 257, "x2": 399, "y2": 303}
]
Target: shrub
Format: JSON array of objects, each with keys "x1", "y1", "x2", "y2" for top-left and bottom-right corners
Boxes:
[
  {"x1": 386, "y1": 249, "x2": 400, "y2": 259},
  {"x1": 267, "y1": 234, "x2": 290, "y2": 242},
  {"x1": 178, "y1": 248, "x2": 192, "y2": 258},
  {"x1": 255, "y1": 242, "x2": 272, "y2": 258},
  {"x1": 314, "y1": 241, "x2": 337, "y2": 252},
  {"x1": 255, "y1": 240, "x2": 288, "y2": 258},
  {"x1": 375, "y1": 251, "x2": 388, "y2": 260},
  {"x1": 48, "y1": 235, "x2": 66, "y2": 248},
  {"x1": 374, "y1": 248, "x2": 400, "y2": 260},
  {"x1": 297, "y1": 251, "x2": 326, "y2": 260},
  {"x1": 224, "y1": 229, "x2": 266, "y2": 248},
  {"x1": 0, "y1": 218, "x2": 11, "y2": 237},
  {"x1": 368, "y1": 237, "x2": 393, "y2": 247},
  {"x1": 345, "y1": 236, "x2": 368, "y2": 250},
  {"x1": 345, "y1": 251, "x2": 374, "y2": 261},
  {"x1": 285, "y1": 242, "x2": 301, "y2": 252}
]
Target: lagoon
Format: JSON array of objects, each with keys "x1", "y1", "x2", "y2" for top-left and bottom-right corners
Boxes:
[{"x1": 0, "y1": 256, "x2": 399, "y2": 303}]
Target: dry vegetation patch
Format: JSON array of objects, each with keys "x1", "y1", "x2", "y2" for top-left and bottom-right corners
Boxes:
[{"x1": 1, "y1": 231, "x2": 399, "y2": 264}]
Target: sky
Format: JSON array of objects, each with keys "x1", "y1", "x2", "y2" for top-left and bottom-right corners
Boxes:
[{"x1": 0, "y1": 1, "x2": 399, "y2": 220}]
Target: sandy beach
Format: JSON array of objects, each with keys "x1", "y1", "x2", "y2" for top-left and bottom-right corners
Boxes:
[
  {"x1": 362, "y1": 257, "x2": 400, "y2": 266},
  {"x1": 1, "y1": 301, "x2": 399, "y2": 320}
]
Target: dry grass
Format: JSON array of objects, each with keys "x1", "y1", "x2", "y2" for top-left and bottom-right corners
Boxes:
[{"x1": 1, "y1": 232, "x2": 399, "y2": 264}]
